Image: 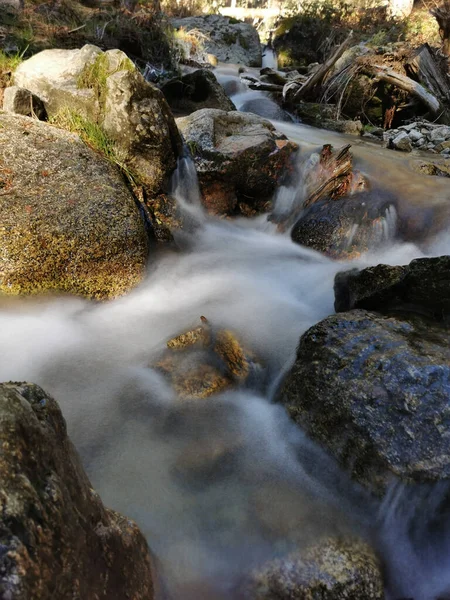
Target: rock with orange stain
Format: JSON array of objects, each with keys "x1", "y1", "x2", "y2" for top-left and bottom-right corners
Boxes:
[{"x1": 177, "y1": 109, "x2": 298, "y2": 217}]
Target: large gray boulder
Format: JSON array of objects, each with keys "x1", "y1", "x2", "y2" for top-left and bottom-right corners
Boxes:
[
  {"x1": 241, "y1": 537, "x2": 384, "y2": 599},
  {"x1": 0, "y1": 112, "x2": 148, "y2": 299},
  {"x1": 0, "y1": 382, "x2": 155, "y2": 599},
  {"x1": 13, "y1": 45, "x2": 182, "y2": 195},
  {"x1": 171, "y1": 15, "x2": 262, "y2": 67},
  {"x1": 280, "y1": 255, "x2": 450, "y2": 495},
  {"x1": 177, "y1": 109, "x2": 298, "y2": 215}
]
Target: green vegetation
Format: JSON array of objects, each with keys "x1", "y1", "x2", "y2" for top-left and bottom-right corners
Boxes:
[
  {"x1": 49, "y1": 107, "x2": 137, "y2": 183},
  {"x1": 77, "y1": 52, "x2": 134, "y2": 108},
  {"x1": 0, "y1": 48, "x2": 26, "y2": 89}
]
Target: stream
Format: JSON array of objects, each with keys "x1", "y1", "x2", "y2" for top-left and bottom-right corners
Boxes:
[{"x1": 1, "y1": 62, "x2": 450, "y2": 599}]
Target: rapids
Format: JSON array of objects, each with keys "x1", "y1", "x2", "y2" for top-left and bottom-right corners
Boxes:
[{"x1": 1, "y1": 70, "x2": 450, "y2": 599}]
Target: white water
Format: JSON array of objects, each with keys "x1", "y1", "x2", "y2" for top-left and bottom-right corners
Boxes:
[{"x1": 2, "y1": 87, "x2": 450, "y2": 598}]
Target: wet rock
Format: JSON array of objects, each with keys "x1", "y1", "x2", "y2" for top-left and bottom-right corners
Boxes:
[
  {"x1": 384, "y1": 120, "x2": 450, "y2": 155},
  {"x1": 13, "y1": 45, "x2": 182, "y2": 195},
  {"x1": 0, "y1": 112, "x2": 148, "y2": 299},
  {"x1": 279, "y1": 308, "x2": 450, "y2": 494},
  {"x1": 2, "y1": 85, "x2": 46, "y2": 119},
  {"x1": 0, "y1": 382, "x2": 155, "y2": 599},
  {"x1": 161, "y1": 69, "x2": 235, "y2": 115},
  {"x1": 241, "y1": 537, "x2": 384, "y2": 599},
  {"x1": 171, "y1": 15, "x2": 262, "y2": 67},
  {"x1": 334, "y1": 256, "x2": 450, "y2": 319},
  {"x1": 293, "y1": 101, "x2": 362, "y2": 135},
  {"x1": 291, "y1": 190, "x2": 396, "y2": 259},
  {"x1": 239, "y1": 96, "x2": 291, "y2": 122},
  {"x1": 177, "y1": 109, "x2": 298, "y2": 216}
]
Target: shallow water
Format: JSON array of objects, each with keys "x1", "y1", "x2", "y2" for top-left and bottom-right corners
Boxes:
[{"x1": 1, "y1": 85, "x2": 450, "y2": 598}]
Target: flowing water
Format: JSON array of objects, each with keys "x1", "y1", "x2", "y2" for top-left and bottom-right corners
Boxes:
[{"x1": 1, "y1": 70, "x2": 450, "y2": 599}]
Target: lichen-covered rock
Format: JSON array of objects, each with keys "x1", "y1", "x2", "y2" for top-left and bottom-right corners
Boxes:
[
  {"x1": 13, "y1": 45, "x2": 182, "y2": 195},
  {"x1": 171, "y1": 15, "x2": 262, "y2": 67},
  {"x1": 291, "y1": 190, "x2": 397, "y2": 259},
  {"x1": 177, "y1": 109, "x2": 298, "y2": 216},
  {"x1": 334, "y1": 256, "x2": 450, "y2": 318},
  {"x1": 0, "y1": 382, "x2": 155, "y2": 600},
  {"x1": 241, "y1": 537, "x2": 384, "y2": 599},
  {"x1": 279, "y1": 309, "x2": 450, "y2": 494},
  {"x1": 0, "y1": 112, "x2": 148, "y2": 299},
  {"x1": 161, "y1": 69, "x2": 236, "y2": 115}
]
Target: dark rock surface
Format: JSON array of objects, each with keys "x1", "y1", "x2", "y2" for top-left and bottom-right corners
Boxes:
[
  {"x1": 161, "y1": 69, "x2": 235, "y2": 115},
  {"x1": 334, "y1": 256, "x2": 450, "y2": 320},
  {"x1": 279, "y1": 308, "x2": 450, "y2": 494},
  {"x1": 0, "y1": 382, "x2": 155, "y2": 600}
]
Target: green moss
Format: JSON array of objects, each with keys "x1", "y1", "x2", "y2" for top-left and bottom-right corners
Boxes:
[{"x1": 77, "y1": 52, "x2": 134, "y2": 108}]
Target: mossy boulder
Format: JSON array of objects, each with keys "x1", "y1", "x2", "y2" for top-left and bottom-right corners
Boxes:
[
  {"x1": 241, "y1": 537, "x2": 384, "y2": 599},
  {"x1": 176, "y1": 109, "x2": 298, "y2": 216},
  {"x1": 0, "y1": 382, "x2": 155, "y2": 599},
  {"x1": 13, "y1": 45, "x2": 182, "y2": 195},
  {"x1": 0, "y1": 112, "x2": 148, "y2": 299}
]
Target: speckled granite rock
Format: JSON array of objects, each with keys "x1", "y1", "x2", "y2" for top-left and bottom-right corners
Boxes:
[
  {"x1": 241, "y1": 537, "x2": 384, "y2": 599},
  {"x1": 0, "y1": 382, "x2": 155, "y2": 600},
  {"x1": 0, "y1": 112, "x2": 148, "y2": 299}
]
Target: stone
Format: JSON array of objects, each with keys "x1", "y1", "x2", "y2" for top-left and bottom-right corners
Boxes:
[
  {"x1": 176, "y1": 109, "x2": 298, "y2": 216},
  {"x1": 334, "y1": 257, "x2": 450, "y2": 319},
  {"x1": 279, "y1": 306, "x2": 450, "y2": 494},
  {"x1": 171, "y1": 15, "x2": 262, "y2": 67},
  {"x1": 241, "y1": 537, "x2": 384, "y2": 599},
  {"x1": 429, "y1": 126, "x2": 450, "y2": 142},
  {"x1": 13, "y1": 44, "x2": 103, "y2": 119},
  {"x1": 0, "y1": 112, "x2": 148, "y2": 299},
  {"x1": 391, "y1": 131, "x2": 412, "y2": 152},
  {"x1": 2, "y1": 85, "x2": 46, "y2": 119},
  {"x1": 161, "y1": 69, "x2": 235, "y2": 116},
  {"x1": 0, "y1": 382, "x2": 155, "y2": 599},
  {"x1": 408, "y1": 129, "x2": 423, "y2": 142},
  {"x1": 13, "y1": 45, "x2": 182, "y2": 196},
  {"x1": 291, "y1": 190, "x2": 397, "y2": 259}
]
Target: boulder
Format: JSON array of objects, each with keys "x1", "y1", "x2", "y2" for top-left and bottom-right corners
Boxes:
[
  {"x1": 161, "y1": 69, "x2": 235, "y2": 116},
  {"x1": 2, "y1": 85, "x2": 46, "y2": 119},
  {"x1": 0, "y1": 382, "x2": 154, "y2": 599},
  {"x1": 334, "y1": 256, "x2": 450, "y2": 319},
  {"x1": 279, "y1": 307, "x2": 450, "y2": 495},
  {"x1": 291, "y1": 190, "x2": 397, "y2": 259},
  {"x1": 13, "y1": 45, "x2": 182, "y2": 195},
  {"x1": 177, "y1": 109, "x2": 298, "y2": 216},
  {"x1": 171, "y1": 15, "x2": 262, "y2": 67},
  {"x1": 241, "y1": 537, "x2": 384, "y2": 599},
  {"x1": 0, "y1": 112, "x2": 148, "y2": 299}
]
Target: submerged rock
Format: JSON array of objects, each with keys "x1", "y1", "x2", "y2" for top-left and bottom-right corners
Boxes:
[
  {"x1": 171, "y1": 15, "x2": 262, "y2": 67},
  {"x1": 0, "y1": 382, "x2": 155, "y2": 599},
  {"x1": 241, "y1": 537, "x2": 384, "y2": 599},
  {"x1": 280, "y1": 308, "x2": 450, "y2": 495},
  {"x1": 0, "y1": 113, "x2": 148, "y2": 299},
  {"x1": 177, "y1": 109, "x2": 298, "y2": 216},
  {"x1": 291, "y1": 190, "x2": 397, "y2": 259},
  {"x1": 161, "y1": 69, "x2": 235, "y2": 115}
]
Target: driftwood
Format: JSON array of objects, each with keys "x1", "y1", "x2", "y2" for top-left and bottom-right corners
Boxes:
[
  {"x1": 248, "y1": 82, "x2": 283, "y2": 93},
  {"x1": 291, "y1": 31, "x2": 354, "y2": 102},
  {"x1": 360, "y1": 62, "x2": 442, "y2": 116},
  {"x1": 273, "y1": 144, "x2": 359, "y2": 232},
  {"x1": 430, "y1": 0, "x2": 450, "y2": 56},
  {"x1": 406, "y1": 43, "x2": 450, "y2": 105}
]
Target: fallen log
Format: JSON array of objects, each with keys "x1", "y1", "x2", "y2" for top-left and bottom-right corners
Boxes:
[
  {"x1": 360, "y1": 62, "x2": 442, "y2": 117},
  {"x1": 248, "y1": 82, "x2": 283, "y2": 93},
  {"x1": 292, "y1": 31, "x2": 354, "y2": 102},
  {"x1": 406, "y1": 43, "x2": 450, "y2": 105}
]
